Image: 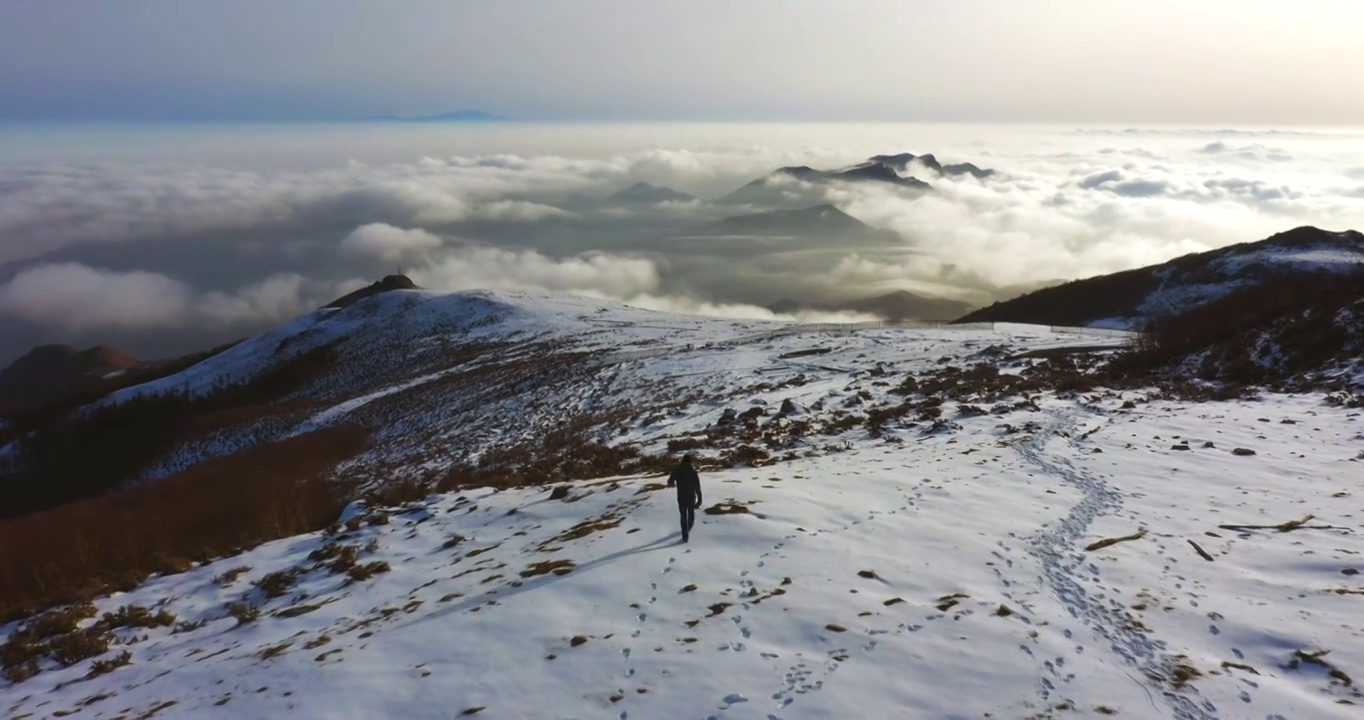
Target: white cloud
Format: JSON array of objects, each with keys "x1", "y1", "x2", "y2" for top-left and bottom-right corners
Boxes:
[
  {"x1": 0, "y1": 263, "x2": 193, "y2": 331},
  {"x1": 2, "y1": 127, "x2": 1363, "y2": 343},
  {"x1": 618, "y1": 293, "x2": 878, "y2": 323},
  {"x1": 340, "y1": 223, "x2": 444, "y2": 261},
  {"x1": 196, "y1": 273, "x2": 328, "y2": 327},
  {"x1": 0, "y1": 263, "x2": 353, "y2": 332},
  {"x1": 471, "y1": 200, "x2": 567, "y2": 222},
  {"x1": 411, "y1": 247, "x2": 661, "y2": 298}
]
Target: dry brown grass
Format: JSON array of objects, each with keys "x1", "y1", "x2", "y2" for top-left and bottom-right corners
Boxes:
[
  {"x1": 253, "y1": 569, "x2": 302, "y2": 600},
  {"x1": 0, "y1": 600, "x2": 154, "y2": 683},
  {"x1": 346, "y1": 561, "x2": 391, "y2": 583},
  {"x1": 0, "y1": 425, "x2": 368, "y2": 624},
  {"x1": 224, "y1": 601, "x2": 261, "y2": 626},
  {"x1": 520, "y1": 559, "x2": 576, "y2": 578},
  {"x1": 101, "y1": 605, "x2": 176, "y2": 630},
  {"x1": 0, "y1": 340, "x2": 341, "y2": 519},
  {"x1": 86, "y1": 650, "x2": 132, "y2": 678},
  {"x1": 1110, "y1": 269, "x2": 1364, "y2": 387},
  {"x1": 439, "y1": 414, "x2": 671, "y2": 493}
]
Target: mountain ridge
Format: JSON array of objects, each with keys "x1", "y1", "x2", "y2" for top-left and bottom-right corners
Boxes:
[
  {"x1": 770, "y1": 289, "x2": 975, "y2": 322},
  {"x1": 956, "y1": 225, "x2": 1364, "y2": 328},
  {"x1": 2, "y1": 283, "x2": 1359, "y2": 719},
  {"x1": 0, "y1": 343, "x2": 139, "y2": 411},
  {"x1": 368, "y1": 109, "x2": 509, "y2": 122}
]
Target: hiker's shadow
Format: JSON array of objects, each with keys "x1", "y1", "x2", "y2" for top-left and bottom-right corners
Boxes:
[{"x1": 394, "y1": 533, "x2": 681, "y2": 632}]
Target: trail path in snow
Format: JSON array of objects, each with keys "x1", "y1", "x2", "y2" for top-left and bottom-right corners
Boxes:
[{"x1": 4, "y1": 298, "x2": 1360, "y2": 720}]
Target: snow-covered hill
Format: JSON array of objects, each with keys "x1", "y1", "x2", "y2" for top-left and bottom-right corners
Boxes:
[
  {"x1": 958, "y1": 226, "x2": 1364, "y2": 330},
  {"x1": 3, "y1": 289, "x2": 1362, "y2": 720}
]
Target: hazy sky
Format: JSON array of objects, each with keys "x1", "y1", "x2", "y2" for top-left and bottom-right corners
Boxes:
[{"x1": 2, "y1": 0, "x2": 1362, "y2": 123}]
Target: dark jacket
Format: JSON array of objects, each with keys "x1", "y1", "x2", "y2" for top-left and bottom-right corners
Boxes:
[{"x1": 670, "y1": 461, "x2": 701, "y2": 508}]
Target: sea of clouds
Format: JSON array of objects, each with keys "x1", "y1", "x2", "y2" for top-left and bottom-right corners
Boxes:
[{"x1": 0, "y1": 122, "x2": 1361, "y2": 361}]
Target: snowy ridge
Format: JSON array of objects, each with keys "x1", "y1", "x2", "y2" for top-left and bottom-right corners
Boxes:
[
  {"x1": 84, "y1": 288, "x2": 1136, "y2": 484},
  {"x1": 958, "y1": 226, "x2": 1364, "y2": 331},
  {"x1": 4, "y1": 379, "x2": 1361, "y2": 719},
  {"x1": 4, "y1": 292, "x2": 1362, "y2": 719}
]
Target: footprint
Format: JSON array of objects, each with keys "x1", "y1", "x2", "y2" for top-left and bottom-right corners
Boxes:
[{"x1": 638, "y1": 613, "x2": 647, "y2": 622}]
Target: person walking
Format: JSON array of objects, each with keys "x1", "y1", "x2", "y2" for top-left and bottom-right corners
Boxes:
[{"x1": 669, "y1": 454, "x2": 702, "y2": 542}]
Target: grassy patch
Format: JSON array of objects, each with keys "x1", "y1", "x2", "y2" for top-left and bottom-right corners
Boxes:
[
  {"x1": 0, "y1": 425, "x2": 368, "y2": 623},
  {"x1": 703, "y1": 502, "x2": 752, "y2": 516},
  {"x1": 254, "y1": 568, "x2": 302, "y2": 599},
  {"x1": 224, "y1": 601, "x2": 261, "y2": 626},
  {"x1": 347, "y1": 561, "x2": 391, "y2": 583},
  {"x1": 520, "y1": 560, "x2": 575, "y2": 578},
  {"x1": 935, "y1": 593, "x2": 969, "y2": 612},
  {"x1": 101, "y1": 604, "x2": 176, "y2": 630},
  {"x1": 547, "y1": 515, "x2": 623, "y2": 544},
  {"x1": 0, "y1": 601, "x2": 106, "y2": 683},
  {"x1": 257, "y1": 642, "x2": 293, "y2": 661},
  {"x1": 213, "y1": 566, "x2": 251, "y2": 587},
  {"x1": 87, "y1": 650, "x2": 132, "y2": 678}
]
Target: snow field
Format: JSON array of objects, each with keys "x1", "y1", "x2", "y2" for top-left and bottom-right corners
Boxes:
[{"x1": 5, "y1": 389, "x2": 1360, "y2": 720}]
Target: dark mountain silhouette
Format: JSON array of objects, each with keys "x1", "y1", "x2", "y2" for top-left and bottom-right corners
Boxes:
[
  {"x1": 770, "y1": 290, "x2": 975, "y2": 322},
  {"x1": 719, "y1": 152, "x2": 990, "y2": 206},
  {"x1": 555, "y1": 182, "x2": 696, "y2": 212},
  {"x1": 0, "y1": 344, "x2": 140, "y2": 411},
  {"x1": 870, "y1": 153, "x2": 995, "y2": 179},
  {"x1": 721, "y1": 162, "x2": 931, "y2": 206},
  {"x1": 955, "y1": 226, "x2": 1364, "y2": 328},
  {"x1": 831, "y1": 163, "x2": 934, "y2": 188},
  {"x1": 369, "y1": 110, "x2": 508, "y2": 122},
  {"x1": 607, "y1": 182, "x2": 696, "y2": 204},
  {"x1": 326, "y1": 275, "x2": 421, "y2": 309},
  {"x1": 697, "y1": 204, "x2": 896, "y2": 241}
]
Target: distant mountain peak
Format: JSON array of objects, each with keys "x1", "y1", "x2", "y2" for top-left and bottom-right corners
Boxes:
[
  {"x1": 369, "y1": 110, "x2": 509, "y2": 122},
  {"x1": 955, "y1": 225, "x2": 1364, "y2": 328},
  {"x1": 0, "y1": 343, "x2": 139, "y2": 411},
  {"x1": 607, "y1": 182, "x2": 696, "y2": 203},
  {"x1": 868, "y1": 152, "x2": 992, "y2": 179},
  {"x1": 696, "y1": 203, "x2": 900, "y2": 243},
  {"x1": 325, "y1": 275, "x2": 421, "y2": 310}
]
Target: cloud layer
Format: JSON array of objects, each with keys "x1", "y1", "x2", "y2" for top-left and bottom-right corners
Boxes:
[
  {"x1": 0, "y1": 263, "x2": 354, "y2": 333},
  {"x1": 1, "y1": 123, "x2": 1362, "y2": 362}
]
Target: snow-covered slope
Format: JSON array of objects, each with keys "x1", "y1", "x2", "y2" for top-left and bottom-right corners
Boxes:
[
  {"x1": 958, "y1": 226, "x2": 1364, "y2": 330},
  {"x1": 4, "y1": 378, "x2": 1360, "y2": 719},
  {"x1": 86, "y1": 288, "x2": 791, "y2": 481},
  {"x1": 71, "y1": 287, "x2": 1130, "y2": 485},
  {"x1": 5, "y1": 289, "x2": 1361, "y2": 720}
]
